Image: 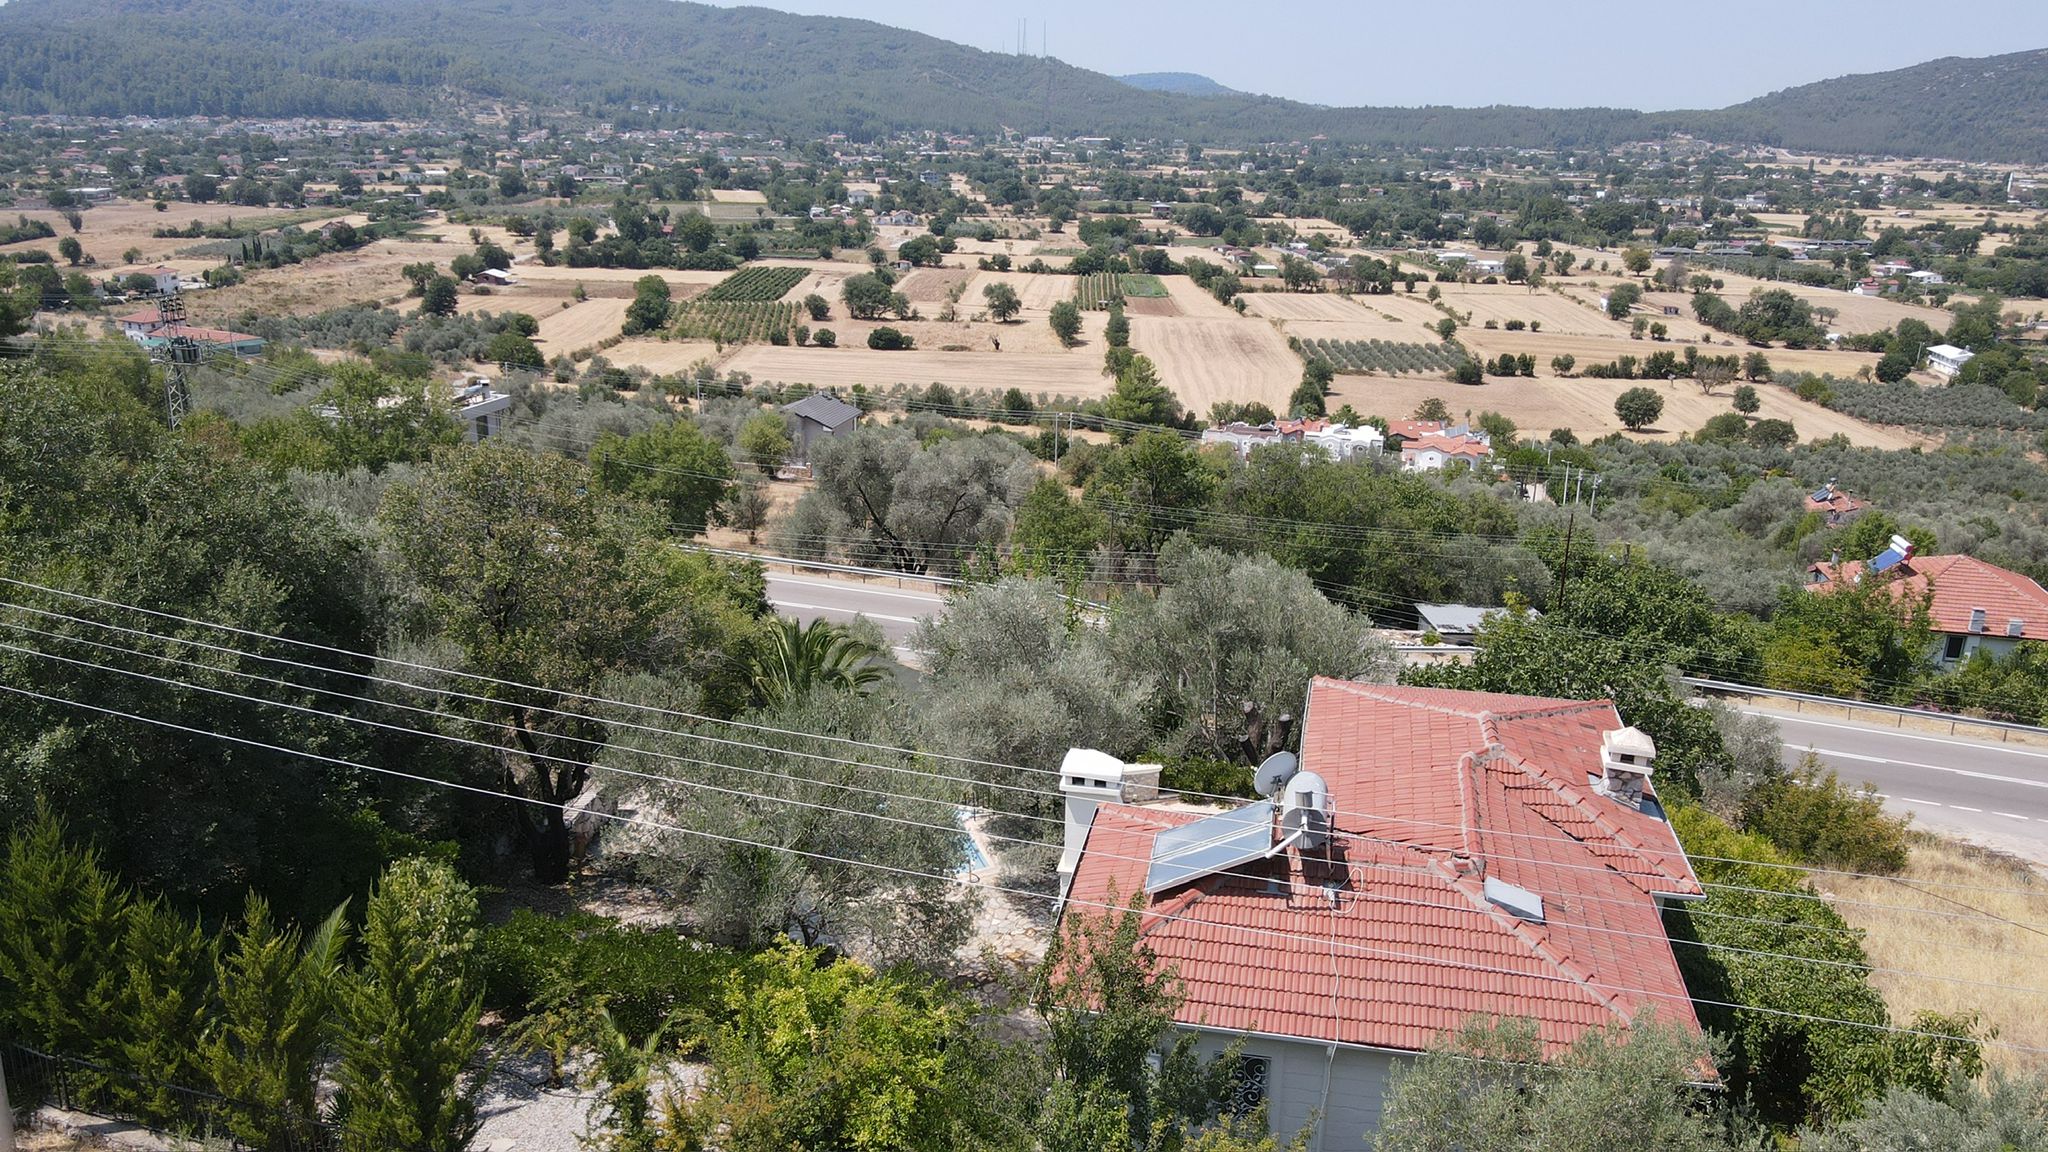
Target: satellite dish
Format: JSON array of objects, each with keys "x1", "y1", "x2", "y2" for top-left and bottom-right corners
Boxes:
[
  {"x1": 1280, "y1": 770, "x2": 1332, "y2": 850},
  {"x1": 1254, "y1": 751, "x2": 1299, "y2": 798}
]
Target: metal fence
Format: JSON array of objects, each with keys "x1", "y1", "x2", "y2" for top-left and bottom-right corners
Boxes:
[
  {"x1": 1680, "y1": 676, "x2": 2048, "y2": 743},
  {"x1": 2, "y1": 1042, "x2": 334, "y2": 1152}
]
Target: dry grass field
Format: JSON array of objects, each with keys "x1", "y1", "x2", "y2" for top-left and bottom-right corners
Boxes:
[
  {"x1": 602, "y1": 338, "x2": 722, "y2": 374},
  {"x1": 707, "y1": 188, "x2": 769, "y2": 204},
  {"x1": 536, "y1": 298, "x2": 630, "y2": 349},
  {"x1": 965, "y1": 271, "x2": 1076, "y2": 312},
  {"x1": 1128, "y1": 313, "x2": 1298, "y2": 416},
  {"x1": 1240, "y1": 293, "x2": 1385, "y2": 323},
  {"x1": 719, "y1": 345, "x2": 1112, "y2": 398},
  {"x1": 1707, "y1": 271, "x2": 1957, "y2": 334},
  {"x1": 1443, "y1": 285, "x2": 1622, "y2": 337},
  {"x1": 1160, "y1": 275, "x2": 1243, "y2": 320},
  {"x1": 0, "y1": 198, "x2": 341, "y2": 266},
  {"x1": 1818, "y1": 837, "x2": 2048, "y2": 1077},
  {"x1": 1457, "y1": 328, "x2": 1884, "y2": 382},
  {"x1": 896, "y1": 267, "x2": 975, "y2": 303},
  {"x1": 1325, "y1": 373, "x2": 1922, "y2": 448}
]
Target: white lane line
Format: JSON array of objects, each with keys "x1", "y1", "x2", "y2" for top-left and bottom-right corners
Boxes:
[
  {"x1": 1795, "y1": 747, "x2": 2048, "y2": 791},
  {"x1": 1745, "y1": 709, "x2": 2048, "y2": 761},
  {"x1": 770, "y1": 599, "x2": 923, "y2": 625},
  {"x1": 1898, "y1": 798, "x2": 1944, "y2": 807},
  {"x1": 1997, "y1": 812, "x2": 2033, "y2": 822},
  {"x1": 1951, "y1": 805, "x2": 1983, "y2": 813},
  {"x1": 764, "y1": 576, "x2": 947, "y2": 604}
]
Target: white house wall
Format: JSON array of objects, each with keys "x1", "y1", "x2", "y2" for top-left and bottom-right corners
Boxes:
[{"x1": 1189, "y1": 1030, "x2": 1401, "y2": 1152}]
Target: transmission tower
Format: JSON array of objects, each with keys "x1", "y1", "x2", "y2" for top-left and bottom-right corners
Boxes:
[{"x1": 148, "y1": 292, "x2": 199, "y2": 428}]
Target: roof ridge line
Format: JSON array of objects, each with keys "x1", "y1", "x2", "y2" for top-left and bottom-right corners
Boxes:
[{"x1": 1494, "y1": 743, "x2": 1696, "y2": 893}]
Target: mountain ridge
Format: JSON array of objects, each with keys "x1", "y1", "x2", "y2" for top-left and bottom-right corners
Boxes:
[
  {"x1": 0, "y1": 0, "x2": 2043, "y2": 160},
  {"x1": 1117, "y1": 72, "x2": 1241, "y2": 98}
]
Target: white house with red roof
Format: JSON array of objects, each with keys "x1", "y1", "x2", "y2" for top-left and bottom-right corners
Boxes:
[
  {"x1": 1398, "y1": 432, "x2": 1491, "y2": 472},
  {"x1": 1807, "y1": 548, "x2": 2048, "y2": 666},
  {"x1": 1056, "y1": 679, "x2": 1703, "y2": 1147}
]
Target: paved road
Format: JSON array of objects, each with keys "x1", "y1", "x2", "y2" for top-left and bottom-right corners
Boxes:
[
  {"x1": 758, "y1": 574, "x2": 2048, "y2": 860},
  {"x1": 1742, "y1": 705, "x2": 2048, "y2": 860},
  {"x1": 762, "y1": 572, "x2": 945, "y2": 659}
]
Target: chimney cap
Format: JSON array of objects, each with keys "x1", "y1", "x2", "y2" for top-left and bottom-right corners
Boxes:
[{"x1": 1601, "y1": 726, "x2": 1657, "y2": 765}]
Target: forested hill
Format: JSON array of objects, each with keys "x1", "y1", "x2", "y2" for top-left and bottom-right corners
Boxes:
[
  {"x1": 1118, "y1": 72, "x2": 1241, "y2": 97},
  {"x1": 1679, "y1": 49, "x2": 2048, "y2": 161},
  {"x1": 0, "y1": 0, "x2": 2045, "y2": 160}
]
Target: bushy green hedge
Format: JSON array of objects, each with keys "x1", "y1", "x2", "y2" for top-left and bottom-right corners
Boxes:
[{"x1": 478, "y1": 910, "x2": 754, "y2": 1043}]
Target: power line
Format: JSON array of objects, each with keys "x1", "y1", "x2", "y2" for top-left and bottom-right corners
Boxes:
[
  {"x1": 9, "y1": 588, "x2": 2048, "y2": 933},
  {"x1": 5, "y1": 676, "x2": 2044, "y2": 1057},
  {"x1": 7, "y1": 577, "x2": 2048, "y2": 919}
]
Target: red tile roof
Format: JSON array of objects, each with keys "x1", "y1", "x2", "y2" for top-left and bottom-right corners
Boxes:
[
  {"x1": 1062, "y1": 679, "x2": 1701, "y2": 1056},
  {"x1": 1400, "y1": 434, "x2": 1490, "y2": 459},
  {"x1": 1384, "y1": 419, "x2": 1444, "y2": 441},
  {"x1": 1809, "y1": 555, "x2": 2048, "y2": 638}
]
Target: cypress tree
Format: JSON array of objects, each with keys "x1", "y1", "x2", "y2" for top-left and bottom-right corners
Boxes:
[
  {"x1": 206, "y1": 893, "x2": 348, "y2": 1149},
  {"x1": 332, "y1": 858, "x2": 484, "y2": 1152}
]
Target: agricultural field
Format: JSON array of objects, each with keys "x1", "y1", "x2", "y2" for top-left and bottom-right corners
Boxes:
[
  {"x1": 1241, "y1": 293, "x2": 1382, "y2": 323},
  {"x1": 536, "y1": 297, "x2": 630, "y2": 349},
  {"x1": 1325, "y1": 372, "x2": 1921, "y2": 449},
  {"x1": 1126, "y1": 313, "x2": 1298, "y2": 415},
  {"x1": 1442, "y1": 285, "x2": 1620, "y2": 337},
  {"x1": 1074, "y1": 271, "x2": 1124, "y2": 310},
  {"x1": 673, "y1": 299, "x2": 798, "y2": 344},
  {"x1": 896, "y1": 267, "x2": 975, "y2": 304},
  {"x1": 1457, "y1": 328, "x2": 1882, "y2": 381},
  {"x1": 0, "y1": 197, "x2": 345, "y2": 267},
  {"x1": 965, "y1": 271, "x2": 1075, "y2": 312},
  {"x1": 1298, "y1": 337, "x2": 1465, "y2": 377},
  {"x1": 701, "y1": 265, "x2": 809, "y2": 302},
  {"x1": 1159, "y1": 274, "x2": 1240, "y2": 319},
  {"x1": 1702, "y1": 270, "x2": 1958, "y2": 334},
  {"x1": 602, "y1": 338, "x2": 723, "y2": 374},
  {"x1": 1119, "y1": 273, "x2": 1168, "y2": 297},
  {"x1": 718, "y1": 345, "x2": 1112, "y2": 397}
]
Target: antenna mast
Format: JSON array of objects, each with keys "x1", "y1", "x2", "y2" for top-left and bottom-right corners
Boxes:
[{"x1": 149, "y1": 292, "x2": 199, "y2": 429}]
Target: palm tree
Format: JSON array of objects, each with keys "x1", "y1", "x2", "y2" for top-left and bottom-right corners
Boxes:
[{"x1": 747, "y1": 618, "x2": 887, "y2": 706}]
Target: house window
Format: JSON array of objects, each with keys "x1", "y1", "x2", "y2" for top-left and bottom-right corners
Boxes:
[
  {"x1": 1226, "y1": 1055, "x2": 1270, "y2": 1116},
  {"x1": 1943, "y1": 634, "x2": 1967, "y2": 662}
]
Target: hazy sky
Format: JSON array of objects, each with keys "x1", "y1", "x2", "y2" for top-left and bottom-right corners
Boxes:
[{"x1": 707, "y1": 0, "x2": 2048, "y2": 110}]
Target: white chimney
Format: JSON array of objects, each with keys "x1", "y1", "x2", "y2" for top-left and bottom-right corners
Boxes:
[
  {"x1": 1596, "y1": 726, "x2": 1656, "y2": 808},
  {"x1": 1056, "y1": 748, "x2": 1160, "y2": 905}
]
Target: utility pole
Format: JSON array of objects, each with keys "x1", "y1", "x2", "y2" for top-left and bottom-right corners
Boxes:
[
  {"x1": 1555, "y1": 503, "x2": 1577, "y2": 611},
  {"x1": 1, "y1": 1043, "x2": 13, "y2": 1152},
  {"x1": 148, "y1": 292, "x2": 199, "y2": 429}
]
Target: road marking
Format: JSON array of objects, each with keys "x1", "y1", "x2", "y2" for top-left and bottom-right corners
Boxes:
[
  {"x1": 770, "y1": 599, "x2": 922, "y2": 625},
  {"x1": 1898, "y1": 798, "x2": 1943, "y2": 807},
  {"x1": 1951, "y1": 805, "x2": 1983, "y2": 813},
  {"x1": 764, "y1": 576, "x2": 947, "y2": 604},
  {"x1": 1791, "y1": 747, "x2": 2048, "y2": 792},
  {"x1": 1745, "y1": 709, "x2": 2048, "y2": 761},
  {"x1": 1997, "y1": 812, "x2": 2033, "y2": 822}
]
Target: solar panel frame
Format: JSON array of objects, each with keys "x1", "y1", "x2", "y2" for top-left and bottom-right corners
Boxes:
[{"x1": 1145, "y1": 801, "x2": 1277, "y2": 893}]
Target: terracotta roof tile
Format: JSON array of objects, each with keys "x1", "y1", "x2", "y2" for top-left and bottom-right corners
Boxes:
[
  {"x1": 1811, "y1": 555, "x2": 2048, "y2": 638},
  {"x1": 1062, "y1": 678, "x2": 1701, "y2": 1056}
]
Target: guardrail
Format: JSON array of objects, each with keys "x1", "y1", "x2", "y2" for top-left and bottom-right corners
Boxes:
[{"x1": 1681, "y1": 676, "x2": 2048, "y2": 743}]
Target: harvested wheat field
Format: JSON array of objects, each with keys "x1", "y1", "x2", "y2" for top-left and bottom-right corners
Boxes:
[
  {"x1": 537, "y1": 298, "x2": 630, "y2": 349},
  {"x1": 511, "y1": 265, "x2": 731, "y2": 293},
  {"x1": 1327, "y1": 372, "x2": 1921, "y2": 448},
  {"x1": 708, "y1": 188, "x2": 769, "y2": 204},
  {"x1": 1128, "y1": 314, "x2": 1298, "y2": 416},
  {"x1": 719, "y1": 345, "x2": 1112, "y2": 398},
  {"x1": 1160, "y1": 275, "x2": 1242, "y2": 320},
  {"x1": 1817, "y1": 837, "x2": 2048, "y2": 1077},
  {"x1": 897, "y1": 267, "x2": 976, "y2": 303},
  {"x1": 1457, "y1": 329, "x2": 1883, "y2": 382},
  {"x1": 0, "y1": 198, "x2": 341, "y2": 266},
  {"x1": 601, "y1": 338, "x2": 723, "y2": 375},
  {"x1": 1240, "y1": 293, "x2": 1384, "y2": 323},
  {"x1": 966, "y1": 271, "x2": 1077, "y2": 312},
  {"x1": 1440, "y1": 286, "x2": 1620, "y2": 337},
  {"x1": 1707, "y1": 271, "x2": 1957, "y2": 334}
]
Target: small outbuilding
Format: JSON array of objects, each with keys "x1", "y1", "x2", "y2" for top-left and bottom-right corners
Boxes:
[{"x1": 781, "y1": 392, "x2": 863, "y2": 464}]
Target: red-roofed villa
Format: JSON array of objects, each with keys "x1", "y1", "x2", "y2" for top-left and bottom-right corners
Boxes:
[{"x1": 1055, "y1": 678, "x2": 1704, "y2": 1145}]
